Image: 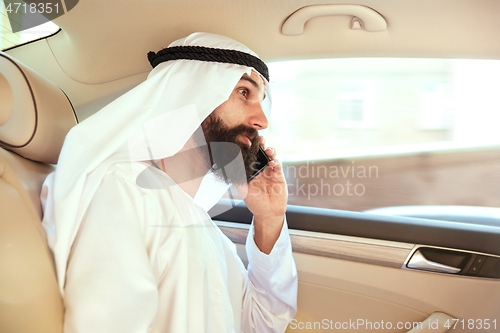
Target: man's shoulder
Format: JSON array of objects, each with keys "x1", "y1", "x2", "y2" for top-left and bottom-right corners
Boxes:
[
  {"x1": 86, "y1": 162, "x2": 174, "y2": 224},
  {"x1": 102, "y1": 161, "x2": 163, "y2": 187},
  {"x1": 96, "y1": 161, "x2": 171, "y2": 203}
]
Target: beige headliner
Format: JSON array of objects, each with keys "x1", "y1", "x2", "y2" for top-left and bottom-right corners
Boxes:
[{"x1": 6, "y1": 0, "x2": 500, "y2": 111}]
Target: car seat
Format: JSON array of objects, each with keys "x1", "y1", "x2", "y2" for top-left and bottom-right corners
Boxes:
[{"x1": 0, "y1": 51, "x2": 78, "y2": 333}]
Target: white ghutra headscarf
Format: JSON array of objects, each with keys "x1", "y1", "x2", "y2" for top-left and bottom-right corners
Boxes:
[{"x1": 41, "y1": 32, "x2": 272, "y2": 292}]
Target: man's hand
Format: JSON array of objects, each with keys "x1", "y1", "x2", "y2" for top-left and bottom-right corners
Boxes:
[{"x1": 239, "y1": 136, "x2": 288, "y2": 254}]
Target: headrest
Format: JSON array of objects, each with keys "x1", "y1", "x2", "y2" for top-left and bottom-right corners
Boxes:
[{"x1": 0, "y1": 52, "x2": 78, "y2": 164}]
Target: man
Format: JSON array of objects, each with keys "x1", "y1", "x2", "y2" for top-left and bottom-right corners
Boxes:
[{"x1": 42, "y1": 32, "x2": 297, "y2": 333}]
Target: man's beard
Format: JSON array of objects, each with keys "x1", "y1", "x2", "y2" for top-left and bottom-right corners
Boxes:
[{"x1": 201, "y1": 114, "x2": 260, "y2": 185}]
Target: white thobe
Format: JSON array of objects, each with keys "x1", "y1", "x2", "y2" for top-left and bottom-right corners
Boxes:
[{"x1": 42, "y1": 161, "x2": 297, "y2": 333}]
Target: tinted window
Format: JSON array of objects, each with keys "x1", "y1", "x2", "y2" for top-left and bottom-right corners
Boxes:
[{"x1": 267, "y1": 59, "x2": 500, "y2": 212}]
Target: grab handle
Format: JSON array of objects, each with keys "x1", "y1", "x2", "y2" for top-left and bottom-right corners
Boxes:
[{"x1": 281, "y1": 5, "x2": 387, "y2": 35}]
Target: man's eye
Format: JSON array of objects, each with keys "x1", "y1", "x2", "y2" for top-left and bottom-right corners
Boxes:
[{"x1": 238, "y1": 88, "x2": 248, "y2": 97}]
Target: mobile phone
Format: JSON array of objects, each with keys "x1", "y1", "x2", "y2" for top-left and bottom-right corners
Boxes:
[{"x1": 247, "y1": 146, "x2": 271, "y2": 182}]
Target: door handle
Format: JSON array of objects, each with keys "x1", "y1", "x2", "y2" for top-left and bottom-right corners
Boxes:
[{"x1": 408, "y1": 250, "x2": 461, "y2": 274}]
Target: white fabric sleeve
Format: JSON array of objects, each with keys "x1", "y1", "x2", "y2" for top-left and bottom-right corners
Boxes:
[
  {"x1": 62, "y1": 173, "x2": 159, "y2": 333},
  {"x1": 240, "y1": 217, "x2": 298, "y2": 333}
]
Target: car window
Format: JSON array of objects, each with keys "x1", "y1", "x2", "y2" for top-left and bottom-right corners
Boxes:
[
  {"x1": 1, "y1": 3, "x2": 59, "y2": 50},
  {"x1": 267, "y1": 58, "x2": 500, "y2": 212}
]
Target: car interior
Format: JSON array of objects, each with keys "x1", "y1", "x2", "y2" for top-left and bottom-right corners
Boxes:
[{"x1": 1, "y1": 1, "x2": 499, "y2": 332}]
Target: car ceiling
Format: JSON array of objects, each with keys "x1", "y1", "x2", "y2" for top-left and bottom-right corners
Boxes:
[
  {"x1": 26, "y1": 0, "x2": 500, "y2": 82},
  {"x1": 5, "y1": 0, "x2": 500, "y2": 111}
]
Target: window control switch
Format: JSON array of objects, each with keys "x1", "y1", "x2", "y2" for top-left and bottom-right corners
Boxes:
[{"x1": 467, "y1": 255, "x2": 486, "y2": 275}]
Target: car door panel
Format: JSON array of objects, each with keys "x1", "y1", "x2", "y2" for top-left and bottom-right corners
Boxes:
[{"x1": 214, "y1": 200, "x2": 500, "y2": 332}]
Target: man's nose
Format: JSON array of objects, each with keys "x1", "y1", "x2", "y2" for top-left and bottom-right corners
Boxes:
[{"x1": 249, "y1": 102, "x2": 268, "y2": 130}]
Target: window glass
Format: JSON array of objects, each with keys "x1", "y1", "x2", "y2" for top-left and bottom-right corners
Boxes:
[
  {"x1": 267, "y1": 59, "x2": 500, "y2": 212},
  {"x1": 1, "y1": 2, "x2": 59, "y2": 50}
]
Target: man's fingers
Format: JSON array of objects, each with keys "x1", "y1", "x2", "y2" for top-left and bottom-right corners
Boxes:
[
  {"x1": 269, "y1": 158, "x2": 283, "y2": 175},
  {"x1": 256, "y1": 135, "x2": 281, "y2": 176},
  {"x1": 258, "y1": 136, "x2": 277, "y2": 161},
  {"x1": 265, "y1": 146, "x2": 276, "y2": 160}
]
